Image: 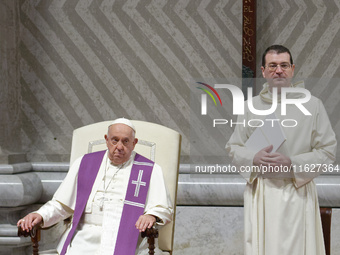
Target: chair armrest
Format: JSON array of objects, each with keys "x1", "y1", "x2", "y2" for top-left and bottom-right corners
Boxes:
[
  {"x1": 18, "y1": 221, "x2": 159, "y2": 255},
  {"x1": 141, "y1": 227, "x2": 159, "y2": 255},
  {"x1": 17, "y1": 217, "x2": 71, "y2": 255},
  {"x1": 18, "y1": 225, "x2": 41, "y2": 255}
]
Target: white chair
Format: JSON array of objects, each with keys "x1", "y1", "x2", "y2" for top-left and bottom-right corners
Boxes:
[{"x1": 19, "y1": 120, "x2": 181, "y2": 255}]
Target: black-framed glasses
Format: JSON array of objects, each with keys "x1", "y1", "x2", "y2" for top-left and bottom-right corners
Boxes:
[{"x1": 265, "y1": 63, "x2": 292, "y2": 72}]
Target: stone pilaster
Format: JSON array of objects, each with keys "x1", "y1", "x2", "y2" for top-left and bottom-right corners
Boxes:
[{"x1": 0, "y1": 0, "x2": 23, "y2": 163}]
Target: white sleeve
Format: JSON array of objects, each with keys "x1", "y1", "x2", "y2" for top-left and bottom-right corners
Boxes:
[
  {"x1": 53, "y1": 156, "x2": 83, "y2": 210},
  {"x1": 36, "y1": 200, "x2": 73, "y2": 228},
  {"x1": 291, "y1": 99, "x2": 337, "y2": 188},
  {"x1": 144, "y1": 163, "x2": 173, "y2": 225},
  {"x1": 35, "y1": 156, "x2": 84, "y2": 227}
]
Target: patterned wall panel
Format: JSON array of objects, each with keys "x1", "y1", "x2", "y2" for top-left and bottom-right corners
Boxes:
[
  {"x1": 19, "y1": 0, "x2": 242, "y2": 161},
  {"x1": 256, "y1": 0, "x2": 340, "y2": 163},
  {"x1": 19, "y1": 0, "x2": 339, "y2": 163}
]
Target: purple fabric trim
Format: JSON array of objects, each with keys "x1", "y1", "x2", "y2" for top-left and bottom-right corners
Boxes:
[
  {"x1": 60, "y1": 150, "x2": 106, "y2": 255},
  {"x1": 113, "y1": 154, "x2": 154, "y2": 255}
]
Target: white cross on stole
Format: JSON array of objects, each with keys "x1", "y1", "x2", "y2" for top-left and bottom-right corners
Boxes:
[{"x1": 131, "y1": 170, "x2": 146, "y2": 197}]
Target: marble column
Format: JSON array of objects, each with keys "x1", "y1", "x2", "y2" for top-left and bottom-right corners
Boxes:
[{"x1": 0, "y1": 0, "x2": 24, "y2": 164}]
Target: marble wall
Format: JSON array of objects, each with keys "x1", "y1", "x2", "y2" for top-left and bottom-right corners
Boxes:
[
  {"x1": 173, "y1": 207, "x2": 340, "y2": 255},
  {"x1": 332, "y1": 209, "x2": 340, "y2": 255},
  {"x1": 173, "y1": 206, "x2": 244, "y2": 255},
  {"x1": 1, "y1": 163, "x2": 340, "y2": 255}
]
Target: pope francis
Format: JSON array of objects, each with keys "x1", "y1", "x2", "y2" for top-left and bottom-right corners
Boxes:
[{"x1": 18, "y1": 118, "x2": 173, "y2": 255}]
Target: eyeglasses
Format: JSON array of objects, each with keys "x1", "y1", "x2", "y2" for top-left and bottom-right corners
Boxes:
[{"x1": 265, "y1": 63, "x2": 292, "y2": 72}]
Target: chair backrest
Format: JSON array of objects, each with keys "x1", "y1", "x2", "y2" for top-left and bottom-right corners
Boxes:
[{"x1": 69, "y1": 120, "x2": 181, "y2": 253}]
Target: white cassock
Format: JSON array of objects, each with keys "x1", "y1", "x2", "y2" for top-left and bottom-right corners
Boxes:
[
  {"x1": 37, "y1": 151, "x2": 173, "y2": 255},
  {"x1": 226, "y1": 82, "x2": 337, "y2": 255}
]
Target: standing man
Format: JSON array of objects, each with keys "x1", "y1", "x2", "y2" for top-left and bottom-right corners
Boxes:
[
  {"x1": 18, "y1": 118, "x2": 172, "y2": 255},
  {"x1": 226, "y1": 45, "x2": 337, "y2": 255}
]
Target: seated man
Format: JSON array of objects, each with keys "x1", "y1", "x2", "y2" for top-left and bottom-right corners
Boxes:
[{"x1": 18, "y1": 118, "x2": 173, "y2": 255}]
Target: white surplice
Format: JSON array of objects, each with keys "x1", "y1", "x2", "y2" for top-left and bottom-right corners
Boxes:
[
  {"x1": 226, "y1": 82, "x2": 337, "y2": 255},
  {"x1": 37, "y1": 151, "x2": 172, "y2": 255}
]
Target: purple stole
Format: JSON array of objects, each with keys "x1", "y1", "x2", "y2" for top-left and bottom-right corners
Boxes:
[{"x1": 60, "y1": 150, "x2": 154, "y2": 255}]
